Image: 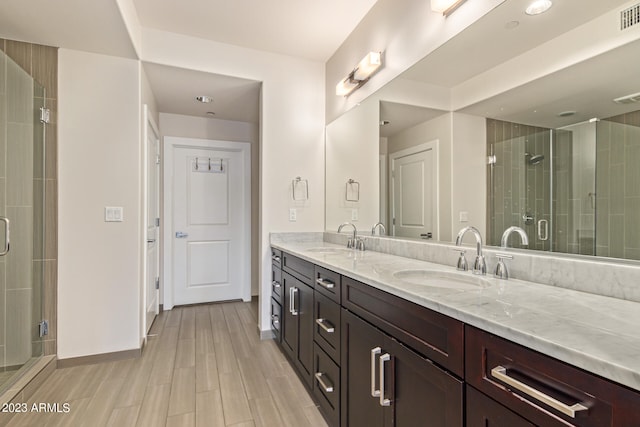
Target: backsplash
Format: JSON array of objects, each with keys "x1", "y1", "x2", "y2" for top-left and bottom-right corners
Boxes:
[{"x1": 322, "y1": 232, "x2": 640, "y2": 303}]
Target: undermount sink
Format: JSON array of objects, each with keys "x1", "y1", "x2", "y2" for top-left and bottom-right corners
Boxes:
[
  {"x1": 393, "y1": 270, "x2": 491, "y2": 290},
  {"x1": 305, "y1": 247, "x2": 351, "y2": 254}
]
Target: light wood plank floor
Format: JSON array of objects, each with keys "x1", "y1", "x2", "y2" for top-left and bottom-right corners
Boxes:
[{"x1": 3, "y1": 301, "x2": 328, "y2": 427}]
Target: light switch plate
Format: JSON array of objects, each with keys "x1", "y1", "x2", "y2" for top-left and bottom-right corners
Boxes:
[
  {"x1": 105, "y1": 207, "x2": 124, "y2": 222},
  {"x1": 289, "y1": 208, "x2": 297, "y2": 222},
  {"x1": 351, "y1": 209, "x2": 359, "y2": 221}
]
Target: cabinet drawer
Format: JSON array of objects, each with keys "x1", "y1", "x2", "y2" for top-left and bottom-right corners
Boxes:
[
  {"x1": 271, "y1": 266, "x2": 282, "y2": 304},
  {"x1": 467, "y1": 385, "x2": 534, "y2": 427},
  {"x1": 283, "y1": 252, "x2": 313, "y2": 282},
  {"x1": 313, "y1": 343, "x2": 340, "y2": 427},
  {"x1": 271, "y1": 248, "x2": 282, "y2": 268},
  {"x1": 270, "y1": 299, "x2": 282, "y2": 342},
  {"x1": 314, "y1": 265, "x2": 341, "y2": 303},
  {"x1": 314, "y1": 290, "x2": 341, "y2": 364},
  {"x1": 466, "y1": 325, "x2": 640, "y2": 427},
  {"x1": 342, "y1": 276, "x2": 464, "y2": 378}
]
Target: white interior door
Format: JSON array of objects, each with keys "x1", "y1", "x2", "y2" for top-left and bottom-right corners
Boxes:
[
  {"x1": 391, "y1": 141, "x2": 438, "y2": 239},
  {"x1": 144, "y1": 106, "x2": 160, "y2": 334},
  {"x1": 168, "y1": 139, "x2": 250, "y2": 306}
]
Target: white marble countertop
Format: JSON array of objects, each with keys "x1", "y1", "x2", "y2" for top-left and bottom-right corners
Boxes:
[{"x1": 271, "y1": 240, "x2": 640, "y2": 392}]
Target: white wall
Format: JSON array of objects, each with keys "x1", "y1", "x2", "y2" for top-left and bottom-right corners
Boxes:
[
  {"x1": 58, "y1": 49, "x2": 141, "y2": 359},
  {"x1": 160, "y1": 113, "x2": 261, "y2": 296},
  {"x1": 326, "y1": 99, "x2": 379, "y2": 231},
  {"x1": 141, "y1": 29, "x2": 325, "y2": 333},
  {"x1": 451, "y1": 112, "x2": 487, "y2": 240}
]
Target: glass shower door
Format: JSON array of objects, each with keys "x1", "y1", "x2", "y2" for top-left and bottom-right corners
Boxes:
[{"x1": 0, "y1": 49, "x2": 46, "y2": 391}]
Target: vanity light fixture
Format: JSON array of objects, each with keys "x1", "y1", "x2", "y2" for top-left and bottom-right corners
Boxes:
[
  {"x1": 525, "y1": 0, "x2": 553, "y2": 16},
  {"x1": 336, "y1": 51, "x2": 383, "y2": 97},
  {"x1": 431, "y1": 0, "x2": 467, "y2": 16}
]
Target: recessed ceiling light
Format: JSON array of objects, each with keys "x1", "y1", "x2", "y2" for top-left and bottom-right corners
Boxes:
[
  {"x1": 525, "y1": 0, "x2": 552, "y2": 15},
  {"x1": 196, "y1": 95, "x2": 213, "y2": 103}
]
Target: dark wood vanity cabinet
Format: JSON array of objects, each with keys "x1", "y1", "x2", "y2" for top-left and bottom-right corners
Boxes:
[
  {"x1": 341, "y1": 309, "x2": 463, "y2": 427},
  {"x1": 282, "y1": 271, "x2": 314, "y2": 388},
  {"x1": 466, "y1": 326, "x2": 640, "y2": 427},
  {"x1": 270, "y1": 249, "x2": 282, "y2": 342}
]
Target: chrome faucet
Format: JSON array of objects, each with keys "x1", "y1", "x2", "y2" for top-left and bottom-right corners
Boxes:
[
  {"x1": 495, "y1": 226, "x2": 529, "y2": 279},
  {"x1": 371, "y1": 222, "x2": 386, "y2": 236},
  {"x1": 455, "y1": 226, "x2": 486, "y2": 275},
  {"x1": 500, "y1": 226, "x2": 529, "y2": 248},
  {"x1": 338, "y1": 222, "x2": 365, "y2": 250}
]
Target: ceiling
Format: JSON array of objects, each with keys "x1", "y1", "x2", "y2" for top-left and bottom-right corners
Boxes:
[
  {"x1": 133, "y1": 0, "x2": 379, "y2": 62},
  {"x1": 379, "y1": 102, "x2": 446, "y2": 138},
  {"x1": 0, "y1": 0, "x2": 379, "y2": 124}
]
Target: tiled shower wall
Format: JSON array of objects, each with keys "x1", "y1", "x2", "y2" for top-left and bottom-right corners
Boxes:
[
  {"x1": 0, "y1": 39, "x2": 58, "y2": 359},
  {"x1": 486, "y1": 119, "x2": 551, "y2": 251},
  {"x1": 596, "y1": 110, "x2": 640, "y2": 260}
]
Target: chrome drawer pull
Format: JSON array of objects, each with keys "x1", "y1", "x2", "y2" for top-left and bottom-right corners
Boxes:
[
  {"x1": 290, "y1": 287, "x2": 298, "y2": 315},
  {"x1": 316, "y1": 278, "x2": 335, "y2": 289},
  {"x1": 314, "y1": 372, "x2": 334, "y2": 393},
  {"x1": 315, "y1": 318, "x2": 335, "y2": 333},
  {"x1": 371, "y1": 347, "x2": 381, "y2": 397},
  {"x1": 272, "y1": 255, "x2": 281, "y2": 262},
  {"x1": 379, "y1": 353, "x2": 391, "y2": 406},
  {"x1": 271, "y1": 314, "x2": 279, "y2": 326},
  {"x1": 491, "y1": 366, "x2": 588, "y2": 418},
  {"x1": 272, "y1": 280, "x2": 281, "y2": 288}
]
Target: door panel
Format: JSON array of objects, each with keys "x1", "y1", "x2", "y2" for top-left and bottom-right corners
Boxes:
[
  {"x1": 392, "y1": 143, "x2": 436, "y2": 239},
  {"x1": 173, "y1": 145, "x2": 246, "y2": 304},
  {"x1": 145, "y1": 108, "x2": 160, "y2": 333}
]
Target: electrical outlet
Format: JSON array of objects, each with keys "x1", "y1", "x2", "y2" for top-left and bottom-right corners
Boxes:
[
  {"x1": 289, "y1": 208, "x2": 297, "y2": 222},
  {"x1": 351, "y1": 209, "x2": 358, "y2": 221}
]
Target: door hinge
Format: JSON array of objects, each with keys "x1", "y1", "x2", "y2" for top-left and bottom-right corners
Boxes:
[
  {"x1": 39, "y1": 320, "x2": 49, "y2": 337},
  {"x1": 155, "y1": 217, "x2": 160, "y2": 227},
  {"x1": 39, "y1": 107, "x2": 51, "y2": 124},
  {"x1": 155, "y1": 154, "x2": 160, "y2": 165},
  {"x1": 155, "y1": 277, "x2": 160, "y2": 290}
]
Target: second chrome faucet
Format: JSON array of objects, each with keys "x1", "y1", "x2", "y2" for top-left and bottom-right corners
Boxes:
[
  {"x1": 455, "y1": 226, "x2": 486, "y2": 275},
  {"x1": 338, "y1": 222, "x2": 365, "y2": 251}
]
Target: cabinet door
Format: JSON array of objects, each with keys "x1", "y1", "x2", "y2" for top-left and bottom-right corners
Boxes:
[
  {"x1": 282, "y1": 272, "x2": 298, "y2": 361},
  {"x1": 295, "y1": 279, "x2": 314, "y2": 387},
  {"x1": 390, "y1": 339, "x2": 463, "y2": 427},
  {"x1": 341, "y1": 309, "x2": 390, "y2": 427},
  {"x1": 467, "y1": 385, "x2": 535, "y2": 427}
]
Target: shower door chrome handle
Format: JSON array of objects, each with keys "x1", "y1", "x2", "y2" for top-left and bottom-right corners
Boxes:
[
  {"x1": 537, "y1": 219, "x2": 549, "y2": 241},
  {"x1": 0, "y1": 217, "x2": 9, "y2": 256}
]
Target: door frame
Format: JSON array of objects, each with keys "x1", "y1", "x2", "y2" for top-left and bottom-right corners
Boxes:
[
  {"x1": 389, "y1": 140, "x2": 439, "y2": 240},
  {"x1": 162, "y1": 136, "x2": 251, "y2": 310},
  {"x1": 142, "y1": 104, "x2": 160, "y2": 339}
]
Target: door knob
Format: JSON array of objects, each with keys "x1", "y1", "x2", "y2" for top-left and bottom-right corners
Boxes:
[{"x1": 175, "y1": 231, "x2": 188, "y2": 238}]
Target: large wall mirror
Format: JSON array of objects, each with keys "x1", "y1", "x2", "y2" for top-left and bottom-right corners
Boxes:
[{"x1": 325, "y1": 0, "x2": 640, "y2": 261}]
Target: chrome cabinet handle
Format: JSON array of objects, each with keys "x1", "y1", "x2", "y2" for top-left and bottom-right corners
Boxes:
[
  {"x1": 379, "y1": 353, "x2": 391, "y2": 406},
  {"x1": 315, "y1": 318, "x2": 335, "y2": 333},
  {"x1": 271, "y1": 314, "x2": 279, "y2": 326},
  {"x1": 272, "y1": 280, "x2": 281, "y2": 288},
  {"x1": 314, "y1": 372, "x2": 334, "y2": 393},
  {"x1": 315, "y1": 278, "x2": 335, "y2": 289},
  {"x1": 272, "y1": 255, "x2": 281, "y2": 262},
  {"x1": 290, "y1": 287, "x2": 298, "y2": 315},
  {"x1": 537, "y1": 219, "x2": 549, "y2": 241},
  {"x1": 0, "y1": 217, "x2": 9, "y2": 256},
  {"x1": 491, "y1": 366, "x2": 588, "y2": 418},
  {"x1": 371, "y1": 347, "x2": 381, "y2": 397}
]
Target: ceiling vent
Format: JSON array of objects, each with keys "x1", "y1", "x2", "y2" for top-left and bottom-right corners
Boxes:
[
  {"x1": 621, "y1": 3, "x2": 640, "y2": 30},
  {"x1": 613, "y1": 92, "x2": 640, "y2": 104}
]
